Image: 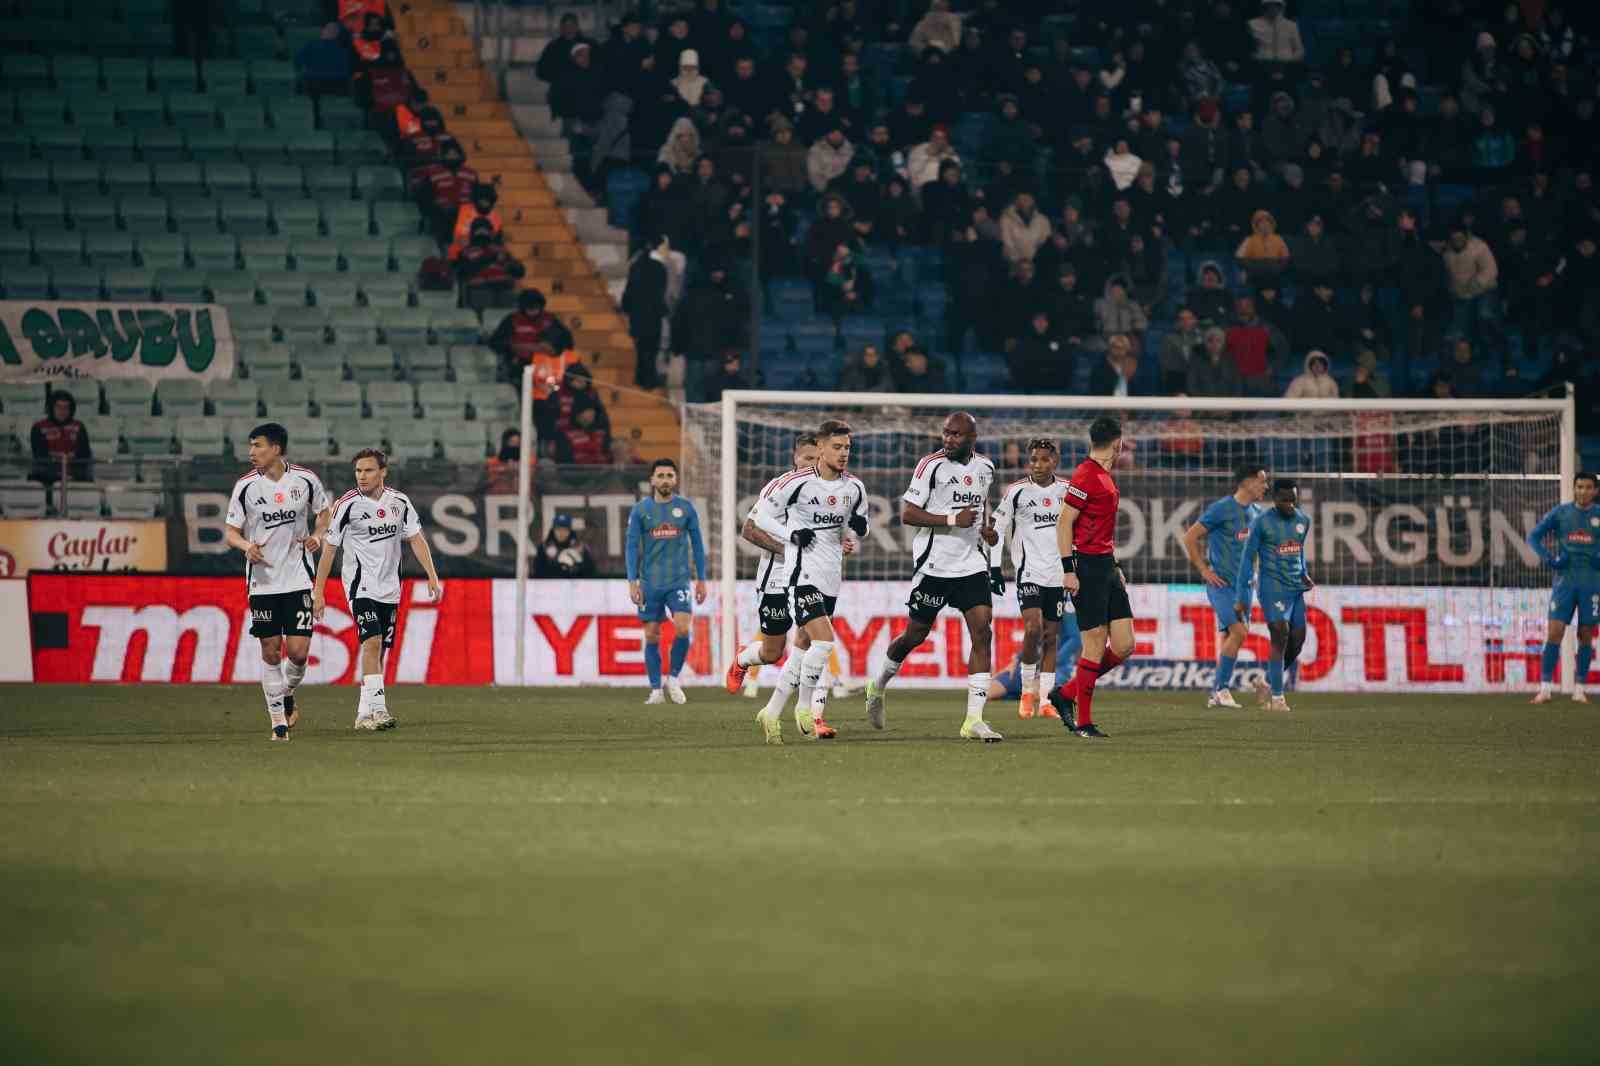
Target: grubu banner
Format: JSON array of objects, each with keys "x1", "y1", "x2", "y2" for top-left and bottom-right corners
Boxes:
[
  {"x1": 30, "y1": 575, "x2": 1577, "y2": 692},
  {"x1": 0, "y1": 300, "x2": 235, "y2": 383}
]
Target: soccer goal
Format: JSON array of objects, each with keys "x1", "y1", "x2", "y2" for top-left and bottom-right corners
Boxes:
[{"x1": 680, "y1": 390, "x2": 1579, "y2": 694}]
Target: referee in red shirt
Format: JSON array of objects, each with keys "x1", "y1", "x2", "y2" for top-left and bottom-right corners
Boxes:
[{"x1": 1050, "y1": 416, "x2": 1135, "y2": 738}]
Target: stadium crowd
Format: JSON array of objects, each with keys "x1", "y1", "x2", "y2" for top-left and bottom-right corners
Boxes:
[{"x1": 539, "y1": 0, "x2": 1600, "y2": 422}]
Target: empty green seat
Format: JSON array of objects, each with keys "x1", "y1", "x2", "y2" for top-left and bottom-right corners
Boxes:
[
  {"x1": 357, "y1": 166, "x2": 405, "y2": 202},
  {"x1": 82, "y1": 127, "x2": 136, "y2": 162},
  {"x1": 239, "y1": 236, "x2": 290, "y2": 271},
  {"x1": 372, "y1": 202, "x2": 421, "y2": 237},
  {"x1": 295, "y1": 131, "x2": 336, "y2": 166},
  {"x1": 102, "y1": 59, "x2": 151, "y2": 95},
  {"x1": 52, "y1": 161, "x2": 102, "y2": 196},
  {"x1": 222, "y1": 199, "x2": 272, "y2": 237},
  {"x1": 257, "y1": 271, "x2": 307, "y2": 305},
  {"x1": 176, "y1": 419, "x2": 228, "y2": 457},
  {"x1": 188, "y1": 234, "x2": 238, "y2": 272},
  {"x1": 120, "y1": 196, "x2": 169, "y2": 234},
  {"x1": 431, "y1": 309, "x2": 480, "y2": 347},
  {"x1": 137, "y1": 234, "x2": 186, "y2": 270},
  {"x1": 386, "y1": 420, "x2": 437, "y2": 462},
  {"x1": 234, "y1": 25, "x2": 284, "y2": 62},
  {"x1": 34, "y1": 231, "x2": 83, "y2": 267},
  {"x1": 208, "y1": 378, "x2": 260, "y2": 419},
  {"x1": 383, "y1": 307, "x2": 429, "y2": 347},
  {"x1": 134, "y1": 128, "x2": 184, "y2": 161},
  {"x1": 34, "y1": 127, "x2": 84, "y2": 162},
  {"x1": 294, "y1": 345, "x2": 344, "y2": 381},
  {"x1": 241, "y1": 344, "x2": 292, "y2": 380},
  {"x1": 365, "y1": 380, "x2": 413, "y2": 419},
  {"x1": 151, "y1": 57, "x2": 198, "y2": 93},
  {"x1": 104, "y1": 266, "x2": 155, "y2": 300},
  {"x1": 397, "y1": 345, "x2": 449, "y2": 382},
  {"x1": 104, "y1": 378, "x2": 155, "y2": 417},
  {"x1": 71, "y1": 196, "x2": 119, "y2": 230},
  {"x1": 205, "y1": 162, "x2": 252, "y2": 196},
  {"x1": 269, "y1": 97, "x2": 314, "y2": 131},
  {"x1": 318, "y1": 97, "x2": 365, "y2": 131},
  {"x1": 255, "y1": 163, "x2": 304, "y2": 201},
  {"x1": 206, "y1": 270, "x2": 257, "y2": 305},
  {"x1": 0, "y1": 128, "x2": 33, "y2": 164},
  {"x1": 85, "y1": 231, "x2": 136, "y2": 267},
  {"x1": 2, "y1": 263, "x2": 50, "y2": 297},
  {"x1": 317, "y1": 382, "x2": 363, "y2": 421},
  {"x1": 156, "y1": 162, "x2": 205, "y2": 199},
  {"x1": 235, "y1": 130, "x2": 291, "y2": 164},
  {"x1": 308, "y1": 168, "x2": 354, "y2": 200},
  {"x1": 220, "y1": 101, "x2": 266, "y2": 131},
  {"x1": 185, "y1": 129, "x2": 240, "y2": 163},
  {"x1": 323, "y1": 201, "x2": 369, "y2": 240},
  {"x1": 308, "y1": 272, "x2": 359, "y2": 308},
  {"x1": 16, "y1": 195, "x2": 67, "y2": 228},
  {"x1": 2, "y1": 55, "x2": 51, "y2": 90},
  {"x1": 105, "y1": 483, "x2": 162, "y2": 520},
  {"x1": 227, "y1": 304, "x2": 276, "y2": 346},
  {"x1": 53, "y1": 56, "x2": 101, "y2": 93},
  {"x1": 202, "y1": 60, "x2": 248, "y2": 96},
  {"x1": 157, "y1": 269, "x2": 209, "y2": 302},
  {"x1": 274, "y1": 306, "x2": 328, "y2": 345},
  {"x1": 166, "y1": 92, "x2": 216, "y2": 129},
  {"x1": 450, "y1": 346, "x2": 499, "y2": 383},
  {"x1": 330, "y1": 307, "x2": 379, "y2": 345},
  {"x1": 2, "y1": 161, "x2": 52, "y2": 194},
  {"x1": 170, "y1": 198, "x2": 221, "y2": 234},
  {"x1": 361, "y1": 275, "x2": 410, "y2": 309},
  {"x1": 272, "y1": 199, "x2": 320, "y2": 239},
  {"x1": 341, "y1": 241, "x2": 390, "y2": 275},
  {"x1": 19, "y1": 94, "x2": 68, "y2": 126},
  {"x1": 289, "y1": 238, "x2": 338, "y2": 273},
  {"x1": 156, "y1": 378, "x2": 207, "y2": 418},
  {"x1": 335, "y1": 129, "x2": 387, "y2": 165},
  {"x1": 284, "y1": 416, "x2": 334, "y2": 457},
  {"x1": 440, "y1": 420, "x2": 487, "y2": 461},
  {"x1": 68, "y1": 97, "x2": 118, "y2": 129},
  {"x1": 51, "y1": 265, "x2": 102, "y2": 300},
  {"x1": 247, "y1": 59, "x2": 295, "y2": 96},
  {"x1": 349, "y1": 346, "x2": 397, "y2": 384},
  {"x1": 116, "y1": 93, "x2": 170, "y2": 131}
]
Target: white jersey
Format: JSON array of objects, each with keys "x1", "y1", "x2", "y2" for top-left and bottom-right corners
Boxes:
[
  {"x1": 753, "y1": 466, "x2": 868, "y2": 597},
  {"x1": 902, "y1": 449, "x2": 996, "y2": 579},
  {"x1": 325, "y1": 486, "x2": 421, "y2": 605},
  {"x1": 226, "y1": 463, "x2": 330, "y2": 596},
  {"x1": 993, "y1": 475, "x2": 1071, "y2": 588}
]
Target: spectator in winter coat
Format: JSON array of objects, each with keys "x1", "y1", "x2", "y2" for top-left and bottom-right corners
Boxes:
[
  {"x1": 806, "y1": 126, "x2": 855, "y2": 193},
  {"x1": 895, "y1": 345, "x2": 949, "y2": 392},
  {"x1": 908, "y1": 0, "x2": 961, "y2": 57},
  {"x1": 1179, "y1": 40, "x2": 1225, "y2": 109},
  {"x1": 1438, "y1": 337, "x2": 1487, "y2": 397},
  {"x1": 1285, "y1": 350, "x2": 1340, "y2": 398},
  {"x1": 1186, "y1": 327, "x2": 1245, "y2": 397},
  {"x1": 536, "y1": 13, "x2": 595, "y2": 84},
  {"x1": 670, "y1": 49, "x2": 709, "y2": 107},
  {"x1": 1292, "y1": 283, "x2": 1349, "y2": 359},
  {"x1": 1288, "y1": 214, "x2": 1341, "y2": 287},
  {"x1": 1008, "y1": 311, "x2": 1074, "y2": 392},
  {"x1": 906, "y1": 125, "x2": 961, "y2": 195},
  {"x1": 535, "y1": 514, "x2": 597, "y2": 578},
  {"x1": 30, "y1": 390, "x2": 92, "y2": 486},
  {"x1": 490, "y1": 288, "x2": 575, "y2": 381},
  {"x1": 760, "y1": 117, "x2": 810, "y2": 195},
  {"x1": 999, "y1": 192, "x2": 1052, "y2": 265},
  {"x1": 1089, "y1": 334, "x2": 1145, "y2": 396},
  {"x1": 658, "y1": 117, "x2": 701, "y2": 176},
  {"x1": 1441, "y1": 223, "x2": 1501, "y2": 344},
  {"x1": 805, "y1": 195, "x2": 859, "y2": 277},
  {"x1": 1236, "y1": 208, "x2": 1291, "y2": 283},
  {"x1": 672, "y1": 265, "x2": 748, "y2": 399},
  {"x1": 622, "y1": 235, "x2": 673, "y2": 389},
  {"x1": 551, "y1": 42, "x2": 604, "y2": 125},
  {"x1": 838, "y1": 344, "x2": 897, "y2": 393},
  {"x1": 1159, "y1": 308, "x2": 1204, "y2": 393},
  {"x1": 1460, "y1": 32, "x2": 1503, "y2": 116},
  {"x1": 1261, "y1": 91, "x2": 1307, "y2": 172},
  {"x1": 1103, "y1": 140, "x2": 1143, "y2": 191},
  {"x1": 1226, "y1": 296, "x2": 1287, "y2": 394},
  {"x1": 1189, "y1": 260, "x2": 1233, "y2": 326},
  {"x1": 1094, "y1": 275, "x2": 1149, "y2": 350}
]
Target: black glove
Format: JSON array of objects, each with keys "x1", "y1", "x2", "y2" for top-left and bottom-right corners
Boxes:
[
  {"x1": 790, "y1": 528, "x2": 815, "y2": 549},
  {"x1": 989, "y1": 567, "x2": 1006, "y2": 595},
  {"x1": 848, "y1": 513, "x2": 868, "y2": 537}
]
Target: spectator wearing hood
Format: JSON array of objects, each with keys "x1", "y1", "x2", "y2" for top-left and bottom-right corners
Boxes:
[
  {"x1": 622, "y1": 234, "x2": 673, "y2": 389},
  {"x1": 1089, "y1": 334, "x2": 1146, "y2": 396},
  {"x1": 454, "y1": 218, "x2": 525, "y2": 303},
  {"x1": 31, "y1": 389, "x2": 93, "y2": 486},
  {"x1": 807, "y1": 125, "x2": 854, "y2": 194},
  {"x1": 909, "y1": 0, "x2": 961, "y2": 56},
  {"x1": 1009, "y1": 311, "x2": 1073, "y2": 392},
  {"x1": 1438, "y1": 336, "x2": 1487, "y2": 398},
  {"x1": 536, "y1": 514, "x2": 597, "y2": 578},
  {"x1": 670, "y1": 48, "x2": 709, "y2": 107},
  {"x1": 1236, "y1": 208, "x2": 1291, "y2": 284},
  {"x1": 658, "y1": 117, "x2": 701, "y2": 176},
  {"x1": 895, "y1": 345, "x2": 949, "y2": 392},
  {"x1": 1186, "y1": 326, "x2": 1245, "y2": 396},
  {"x1": 587, "y1": 92, "x2": 633, "y2": 194},
  {"x1": 1261, "y1": 91, "x2": 1308, "y2": 172},
  {"x1": 1189, "y1": 260, "x2": 1233, "y2": 326},
  {"x1": 1441, "y1": 222, "x2": 1501, "y2": 349},
  {"x1": 1103, "y1": 139, "x2": 1143, "y2": 191},
  {"x1": 536, "y1": 13, "x2": 595, "y2": 84},
  {"x1": 839, "y1": 344, "x2": 897, "y2": 393},
  {"x1": 805, "y1": 194, "x2": 859, "y2": 278},
  {"x1": 999, "y1": 191, "x2": 1051, "y2": 266},
  {"x1": 1094, "y1": 274, "x2": 1149, "y2": 350},
  {"x1": 448, "y1": 183, "x2": 502, "y2": 259},
  {"x1": 1180, "y1": 40, "x2": 1225, "y2": 110},
  {"x1": 1559, "y1": 229, "x2": 1600, "y2": 348},
  {"x1": 983, "y1": 94, "x2": 1037, "y2": 170},
  {"x1": 1289, "y1": 212, "x2": 1341, "y2": 286},
  {"x1": 819, "y1": 239, "x2": 873, "y2": 316},
  {"x1": 1285, "y1": 350, "x2": 1340, "y2": 398},
  {"x1": 1248, "y1": 0, "x2": 1305, "y2": 106},
  {"x1": 1292, "y1": 283, "x2": 1350, "y2": 359},
  {"x1": 551, "y1": 41, "x2": 605, "y2": 128},
  {"x1": 1341, "y1": 195, "x2": 1401, "y2": 287},
  {"x1": 1472, "y1": 106, "x2": 1517, "y2": 177},
  {"x1": 760, "y1": 116, "x2": 810, "y2": 196},
  {"x1": 1350, "y1": 348, "x2": 1392, "y2": 398},
  {"x1": 491, "y1": 288, "x2": 575, "y2": 384},
  {"x1": 673, "y1": 263, "x2": 748, "y2": 400},
  {"x1": 876, "y1": 175, "x2": 920, "y2": 248},
  {"x1": 1460, "y1": 32, "x2": 1503, "y2": 116}
]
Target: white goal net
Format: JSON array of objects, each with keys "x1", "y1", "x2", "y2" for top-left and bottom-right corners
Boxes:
[{"x1": 681, "y1": 392, "x2": 1577, "y2": 694}]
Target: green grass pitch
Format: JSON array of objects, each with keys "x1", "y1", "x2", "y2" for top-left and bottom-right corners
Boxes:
[{"x1": 2, "y1": 685, "x2": 1598, "y2": 1066}]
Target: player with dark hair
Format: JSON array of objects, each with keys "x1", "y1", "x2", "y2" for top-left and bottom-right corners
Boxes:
[
  {"x1": 1048, "y1": 416, "x2": 1133, "y2": 738},
  {"x1": 742, "y1": 420, "x2": 868, "y2": 743},
  {"x1": 312, "y1": 448, "x2": 442, "y2": 730},
  {"x1": 626, "y1": 458, "x2": 709, "y2": 705},
  {"x1": 992, "y1": 437, "x2": 1069, "y2": 720},
  {"x1": 1234, "y1": 479, "x2": 1315, "y2": 713},
  {"x1": 224, "y1": 422, "x2": 331, "y2": 741},
  {"x1": 866, "y1": 411, "x2": 1003, "y2": 742},
  {"x1": 1182, "y1": 462, "x2": 1269, "y2": 708},
  {"x1": 1528, "y1": 472, "x2": 1599, "y2": 703}
]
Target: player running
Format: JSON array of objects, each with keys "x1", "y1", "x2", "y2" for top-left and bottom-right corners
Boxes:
[
  {"x1": 311, "y1": 448, "x2": 442, "y2": 731},
  {"x1": 1233, "y1": 479, "x2": 1315, "y2": 713},
  {"x1": 1527, "y1": 471, "x2": 1599, "y2": 704},
  {"x1": 1182, "y1": 463, "x2": 1268, "y2": 709},
  {"x1": 992, "y1": 437, "x2": 1068, "y2": 720},
  {"x1": 1049, "y1": 417, "x2": 1134, "y2": 739},
  {"x1": 625, "y1": 459, "x2": 709, "y2": 705},
  {"x1": 743, "y1": 420, "x2": 868, "y2": 744},
  {"x1": 224, "y1": 422, "x2": 331, "y2": 741},
  {"x1": 865, "y1": 411, "x2": 1004, "y2": 742}
]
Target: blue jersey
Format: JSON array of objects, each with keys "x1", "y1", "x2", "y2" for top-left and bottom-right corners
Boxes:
[
  {"x1": 1197, "y1": 495, "x2": 1263, "y2": 584},
  {"x1": 1236, "y1": 506, "x2": 1311, "y2": 604},
  {"x1": 625, "y1": 494, "x2": 708, "y2": 589},
  {"x1": 1528, "y1": 502, "x2": 1600, "y2": 585}
]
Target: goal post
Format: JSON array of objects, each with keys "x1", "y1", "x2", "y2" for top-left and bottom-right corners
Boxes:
[{"x1": 683, "y1": 389, "x2": 1578, "y2": 694}]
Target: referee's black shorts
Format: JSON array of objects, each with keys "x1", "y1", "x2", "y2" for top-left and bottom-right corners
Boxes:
[{"x1": 1071, "y1": 553, "x2": 1133, "y2": 631}]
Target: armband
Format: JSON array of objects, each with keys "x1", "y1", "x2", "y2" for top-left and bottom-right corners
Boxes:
[{"x1": 1061, "y1": 555, "x2": 1077, "y2": 574}]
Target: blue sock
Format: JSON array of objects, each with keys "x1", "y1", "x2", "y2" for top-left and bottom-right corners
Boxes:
[
  {"x1": 645, "y1": 644, "x2": 663, "y2": 689},
  {"x1": 1287, "y1": 660, "x2": 1300, "y2": 689},
  {"x1": 1541, "y1": 641, "x2": 1561, "y2": 683},
  {"x1": 1578, "y1": 643, "x2": 1595, "y2": 685},
  {"x1": 669, "y1": 634, "x2": 690, "y2": 677},
  {"x1": 1267, "y1": 657, "x2": 1284, "y2": 697},
  {"x1": 1216, "y1": 655, "x2": 1237, "y2": 691}
]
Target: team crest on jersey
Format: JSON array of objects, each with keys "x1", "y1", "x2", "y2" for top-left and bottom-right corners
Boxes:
[
  {"x1": 828, "y1": 496, "x2": 837, "y2": 505},
  {"x1": 275, "y1": 493, "x2": 285, "y2": 503},
  {"x1": 1295, "y1": 523, "x2": 1306, "y2": 534},
  {"x1": 672, "y1": 507, "x2": 683, "y2": 518},
  {"x1": 964, "y1": 476, "x2": 973, "y2": 485},
  {"x1": 377, "y1": 508, "x2": 386, "y2": 518},
  {"x1": 1591, "y1": 516, "x2": 1599, "y2": 527}
]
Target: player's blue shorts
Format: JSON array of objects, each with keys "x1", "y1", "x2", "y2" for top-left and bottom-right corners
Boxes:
[
  {"x1": 1549, "y1": 581, "x2": 1600, "y2": 625},
  {"x1": 637, "y1": 583, "x2": 693, "y2": 622},
  {"x1": 995, "y1": 669, "x2": 1024, "y2": 700},
  {"x1": 1258, "y1": 583, "x2": 1307, "y2": 628},
  {"x1": 1207, "y1": 585, "x2": 1251, "y2": 630}
]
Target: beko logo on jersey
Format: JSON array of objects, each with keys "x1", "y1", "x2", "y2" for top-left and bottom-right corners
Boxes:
[
  {"x1": 949, "y1": 491, "x2": 984, "y2": 507},
  {"x1": 259, "y1": 509, "x2": 298, "y2": 523},
  {"x1": 811, "y1": 512, "x2": 846, "y2": 526},
  {"x1": 365, "y1": 522, "x2": 400, "y2": 537},
  {"x1": 1031, "y1": 512, "x2": 1059, "y2": 527}
]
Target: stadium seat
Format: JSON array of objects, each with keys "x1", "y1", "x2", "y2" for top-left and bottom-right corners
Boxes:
[
  {"x1": 220, "y1": 100, "x2": 267, "y2": 131},
  {"x1": 430, "y1": 309, "x2": 481, "y2": 348},
  {"x1": 365, "y1": 381, "x2": 413, "y2": 419},
  {"x1": 165, "y1": 92, "x2": 215, "y2": 129},
  {"x1": 103, "y1": 266, "x2": 156, "y2": 300},
  {"x1": 317, "y1": 97, "x2": 365, "y2": 131},
  {"x1": 169, "y1": 198, "x2": 221, "y2": 235},
  {"x1": 329, "y1": 307, "x2": 380, "y2": 345},
  {"x1": 256, "y1": 270, "x2": 308, "y2": 306},
  {"x1": 466, "y1": 383, "x2": 517, "y2": 424},
  {"x1": 236, "y1": 130, "x2": 291, "y2": 164},
  {"x1": 53, "y1": 161, "x2": 103, "y2": 197},
  {"x1": 151, "y1": 57, "x2": 197, "y2": 93},
  {"x1": 288, "y1": 238, "x2": 338, "y2": 273},
  {"x1": 0, "y1": 382, "x2": 47, "y2": 415},
  {"x1": 0, "y1": 129, "x2": 33, "y2": 164},
  {"x1": 2, "y1": 162, "x2": 53, "y2": 195},
  {"x1": 348, "y1": 346, "x2": 396, "y2": 384},
  {"x1": 184, "y1": 128, "x2": 239, "y2": 163},
  {"x1": 272, "y1": 199, "x2": 321, "y2": 239},
  {"x1": 227, "y1": 305, "x2": 277, "y2": 347},
  {"x1": 255, "y1": 164, "x2": 305, "y2": 201},
  {"x1": 308, "y1": 167, "x2": 354, "y2": 201},
  {"x1": 33, "y1": 128, "x2": 84, "y2": 163},
  {"x1": 16, "y1": 194, "x2": 67, "y2": 229},
  {"x1": 103, "y1": 378, "x2": 154, "y2": 417},
  {"x1": 204, "y1": 162, "x2": 253, "y2": 198},
  {"x1": 2, "y1": 55, "x2": 52, "y2": 90},
  {"x1": 440, "y1": 420, "x2": 487, "y2": 462},
  {"x1": 18, "y1": 93, "x2": 68, "y2": 127},
  {"x1": 35, "y1": 232, "x2": 84, "y2": 268},
  {"x1": 62, "y1": 486, "x2": 105, "y2": 519},
  {"x1": 359, "y1": 275, "x2": 410, "y2": 310},
  {"x1": 51, "y1": 265, "x2": 103, "y2": 300},
  {"x1": 341, "y1": 240, "x2": 391, "y2": 276},
  {"x1": 241, "y1": 343, "x2": 292, "y2": 380},
  {"x1": 102, "y1": 58, "x2": 150, "y2": 95},
  {"x1": 240, "y1": 236, "x2": 291, "y2": 272},
  {"x1": 202, "y1": 60, "x2": 248, "y2": 97},
  {"x1": 247, "y1": 60, "x2": 295, "y2": 97},
  {"x1": 121, "y1": 417, "x2": 173, "y2": 457},
  {"x1": 288, "y1": 417, "x2": 334, "y2": 457},
  {"x1": 295, "y1": 348, "x2": 345, "y2": 384},
  {"x1": 156, "y1": 378, "x2": 207, "y2": 418},
  {"x1": 105, "y1": 482, "x2": 161, "y2": 519},
  {"x1": 397, "y1": 345, "x2": 449, "y2": 382},
  {"x1": 206, "y1": 270, "x2": 257, "y2": 305},
  {"x1": 269, "y1": 97, "x2": 314, "y2": 131},
  {"x1": 274, "y1": 306, "x2": 328, "y2": 346},
  {"x1": 293, "y1": 131, "x2": 336, "y2": 167},
  {"x1": 385, "y1": 420, "x2": 437, "y2": 462},
  {"x1": 135, "y1": 233, "x2": 186, "y2": 271},
  {"x1": 322, "y1": 201, "x2": 369, "y2": 240},
  {"x1": 116, "y1": 93, "x2": 166, "y2": 130},
  {"x1": 335, "y1": 130, "x2": 387, "y2": 165},
  {"x1": 119, "y1": 196, "x2": 170, "y2": 235},
  {"x1": 188, "y1": 234, "x2": 238, "y2": 273},
  {"x1": 372, "y1": 202, "x2": 421, "y2": 237},
  {"x1": 307, "y1": 272, "x2": 359, "y2": 308},
  {"x1": 176, "y1": 419, "x2": 228, "y2": 456},
  {"x1": 448, "y1": 346, "x2": 498, "y2": 384},
  {"x1": 157, "y1": 162, "x2": 206, "y2": 200},
  {"x1": 54, "y1": 55, "x2": 101, "y2": 93},
  {"x1": 356, "y1": 167, "x2": 405, "y2": 201},
  {"x1": 0, "y1": 481, "x2": 49, "y2": 518},
  {"x1": 68, "y1": 95, "x2": 118, "y2": 130},
  {"x1": 208, "y1": 378, "x2": 259, "y2": 419},
  {"x1": 72, "y1": 197, "x2": 120, "y2": 232},
  {"x1": 2, "y1": 265, "x2": 50, "y2": 299},
  {"x1": 316, "y1": 382, "x2": 363, "y2": 421},
  {"x1": 0, "y1": 233, "x2": 33, "y2": 268},
  {"x1": 83, "y1": 128, "x2": 136, "y2": 163},
  {"x1": 416, "y1": 381, "x2": 466, "y2": 420},
  {"x1": 221, "y1": 198, "x2": 272, "y2": 237},
  {"x1": 389, "y1": 235, "x2": 435, "y2": 270},
  {"x1": 382, "y1": 308, "x2": 429, "y2": 348}
]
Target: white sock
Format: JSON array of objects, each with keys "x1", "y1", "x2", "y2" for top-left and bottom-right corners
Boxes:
[
  {"x1": 965, "y1": 672, "x2": 991, "y2": 723},
  {"x1": 737, "y1": 641, "x2": 766, "y2": 668},
  {"x1": 362, "y1": 674, "x2": 386, "y2": 718},
  {"x1": 261, "y1": 664, "x2": 287, "y2": 728},
  {"x1": 811, "y1": 675, "x2": 830, "y2": 714},
  {"x1": 1038, "y1": 674, "x2": 1052, "y2": 702},
  {"x1": 1539, "y1": 681, "x2": 1553, "y2": 695},
  {"x1": 875, "y1": 653, "x2": 903, "y2": 691},
  {"x1": 763, "y1": 653, "x2": 803, "y2": 717},
  {"x1": 283, "y1": 657, "x2": 307, "y2": 693},
  {"x1": 795, "y1": 641, "x2": 834, "y2": 717},
  {"x1": 1020, "y1": 660, "x2": 1038, "y2": 697}
]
